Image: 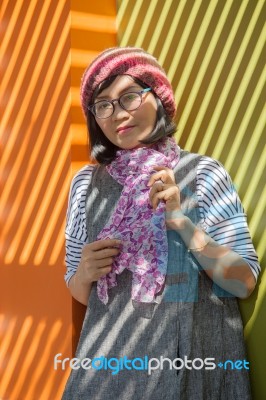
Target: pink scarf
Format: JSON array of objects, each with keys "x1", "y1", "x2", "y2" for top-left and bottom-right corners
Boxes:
[{"x1": 97, "y1": 137, "x2": 180, "y2": 304}]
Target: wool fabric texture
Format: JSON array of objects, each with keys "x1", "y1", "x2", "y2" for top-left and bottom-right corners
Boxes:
[
  {"x1": 81, "y1": 47, "x2": 176, "y2": 119},
  {"x1": 96, "y1": 137, "x2": 180, "y2": 305}
]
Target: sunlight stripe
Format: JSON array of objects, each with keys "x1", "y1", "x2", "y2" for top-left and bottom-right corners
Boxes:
[
  {"x1": 4, "y1": 55, "x2": 70, "y2": 263},
  {"x1": 167, "y1": 0, "x2": 202, "y2": 82},
  {"x1": 119, "y1": 0, "x2": 143, "y2": 46},
  {"x1": 242, "y1": 148, "x2": 266, "y2": 211},
  {"x1": 225, "y1": 75, "x2": 266, "y2": 174},
  {"x1": 245, "y1": 269, "x2": 266, "y2": 337},
  {"x1": 147, "y1": 0, "x2": 173, "y2": 54},
  {"x1": 0, "y1": 0, "x2": 38, "y2": 123},
  {"x1": 9, "y1": 320, "x2": 46, "y2": 399},
  {"x1": 0, "y1": 0, "x2": 66, "y2": 166},
  {"x1": 173, "y1": 0, "x2": 218, "y2": 112},
  {"x1": 183, "y1": 0, "x2": 246, "y2": 151},
  {"x1": 256, "y1": 229, "x2": 266, "y2": 260},
  {"x1": 33, "y1": 135, "x2": 71, "y2": 265},
  {"x1": 0, "y1": 317, "x2": 33, "y2": 394},
  {"x1": 157, "y1": 0, "x2": 187, "y2": 67},
  {"x1": 0, "y1": 317, "x2": 17, "y2": 362},
  {"x1": 17, "y1": 94, "x2": 70, "y2": 264},
  {"x1": 134, "y1": 0, "x2": 158, "y2": 48},
  {"x1": 0, "y1": 0, "x2": 9, "y2": 20},
  {"x1": 249, "y1": 184, "x2": 266, "y2": 241},
  {"x1": 0, "y1": 0, "x2": 24, "y2": 69},
  {"x1": 2, "y1": 14, "x2": 70, "y2": 249},
  {"x1": 25, "y1": 320, "x2": 63, "y2": 399},
  {"x1": 116, "y1": 0, "x2": 129, "y2": 27},
  {"x1": 206, "y1": 1, "x2": 265, "y2": 159}
]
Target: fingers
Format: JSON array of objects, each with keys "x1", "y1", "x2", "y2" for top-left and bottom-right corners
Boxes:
[
  {"x1": 93, "y1": 246, "x2": 120, "y2": 261},
  {"x1": 149, "y1": 180, "x2": 164, "y2": 209},
  {"x1": 82, "y1": 242, "x2": 120, "y2": 259},
  {"x1": 93, "y1": 266, "x2": 113, "y2": 280},
  {"x1": 149, "y1": 184, "x2": 179, "y2": 210},
  {"x1": 79, "y1": 238, "x2": 123, "y2": 283},
  {"x1": 82, "y1": 240, "x2": 121, "y2": 268},
  {"x1": 147, "y1": 166, "x2": 175, "y2": 187},
  {"x1": 82, "y1": 239, "x2": 121, "y2": 261},
  {"x1": 88, "y1": 238, "x2": 121, "y2": 251},
  {"x1": 147, "y1": 165, "x2": 180, "y2": 211}
]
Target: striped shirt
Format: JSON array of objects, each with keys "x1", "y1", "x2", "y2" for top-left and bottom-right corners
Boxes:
[{"x1": 65, "y1": 156, "x2": 260, "y2": 285}]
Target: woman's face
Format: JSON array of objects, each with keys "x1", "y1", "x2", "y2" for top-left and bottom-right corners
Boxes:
[{"x1": 94, "y1": 75, "x2": 158, "y2": 149}]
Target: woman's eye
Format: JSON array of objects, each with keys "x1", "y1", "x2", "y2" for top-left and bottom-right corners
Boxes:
[
  {"x1": 97, "y1": 102, "x2": 111, "y2": 110},
  {"x1": 123, "y1": 93, "x2": 138, "y2": 102}
]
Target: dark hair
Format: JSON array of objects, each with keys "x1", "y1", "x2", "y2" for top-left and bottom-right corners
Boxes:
[{"x1": 86, "y1": 76, "x2": 176, "y2": 164}]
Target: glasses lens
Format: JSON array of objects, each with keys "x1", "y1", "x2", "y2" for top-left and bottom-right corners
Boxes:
[
  {"x1": 120, "y1": 92, "x2": 142, "y2": 111},
  {"x1": 94, "y1": 101, "x2": 113, "y2": 118}
]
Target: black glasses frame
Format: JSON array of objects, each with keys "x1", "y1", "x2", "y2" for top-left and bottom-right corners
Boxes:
[{"x1": 88, "y1": 88, "x2": 152, "y2": 119}]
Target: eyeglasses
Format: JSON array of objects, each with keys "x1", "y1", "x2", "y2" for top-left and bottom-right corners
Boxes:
[{"x1": 88, "y1": 88, "x2": 152, "y2": 119}]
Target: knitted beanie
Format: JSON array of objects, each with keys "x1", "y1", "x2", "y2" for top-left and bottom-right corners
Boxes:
[{"x1": 80, "y1": 47, "x2": 176, "y2": 119}]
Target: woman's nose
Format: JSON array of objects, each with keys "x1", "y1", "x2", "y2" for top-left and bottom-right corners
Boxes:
[{"x1": 112, "y1": 102, "x2": 129, "y2": 120}]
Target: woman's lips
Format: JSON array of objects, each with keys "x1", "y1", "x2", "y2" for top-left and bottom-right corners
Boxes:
[{"x1": 116, "y1": 125, "x2": 135, "y2": 134}]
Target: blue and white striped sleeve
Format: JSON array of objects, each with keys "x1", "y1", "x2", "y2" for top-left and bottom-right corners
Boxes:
[
  {"x1": 196, "y1": 156, "x2": 260, "y2": 281},
  {"x1": 64, "y1": 165, "x2": 94, "y2": 286}
]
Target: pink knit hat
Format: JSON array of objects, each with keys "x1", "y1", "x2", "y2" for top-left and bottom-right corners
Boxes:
[{"x1": 80, "y1": 47, "x2": 176, "y2": 119}]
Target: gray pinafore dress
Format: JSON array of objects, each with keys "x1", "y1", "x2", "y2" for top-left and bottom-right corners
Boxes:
[{"x1": 62, "y1": 150, "x2": 251, "y2": 400}]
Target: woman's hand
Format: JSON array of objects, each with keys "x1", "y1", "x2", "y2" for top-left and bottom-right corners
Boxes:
[
  {"x1": 148, "y1": 166, "x2": 186, "y2": 230},
  {"x1": 69, "y1": 238, "x2": 121, "y2": 305},
  {"x1": 148, "y1": 166, "x2": 181, "y2": 212},
  {"x1": 78, "y1": 239, "x2": 121, "y2": 285}
]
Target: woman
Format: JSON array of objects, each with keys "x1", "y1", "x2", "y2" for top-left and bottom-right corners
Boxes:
[{"x1": 62, "y1": 47, "x2": 260, "y2": 399}]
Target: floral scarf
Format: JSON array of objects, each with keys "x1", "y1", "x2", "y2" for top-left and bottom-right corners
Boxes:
[{"x1": 97, "y1": 137, "x2": 180, "y2": 304}]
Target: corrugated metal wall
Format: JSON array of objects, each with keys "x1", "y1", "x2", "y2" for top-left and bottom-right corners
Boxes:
[{"x1": 0, "y1": 1, "x2": 72, "y2": 398}]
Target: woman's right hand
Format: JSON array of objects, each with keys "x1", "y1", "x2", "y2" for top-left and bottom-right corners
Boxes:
[
  {"x1": 69, "y1": 238, "x2": 121, "y2": 305},
  {"x1": 78, "y1": 238, "x2": 121, "y2": 285}
]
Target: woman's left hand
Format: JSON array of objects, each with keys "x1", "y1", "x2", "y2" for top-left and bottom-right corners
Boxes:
[{"x1": 148, "y1": 165, "x2": 181, "y2": 213}]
